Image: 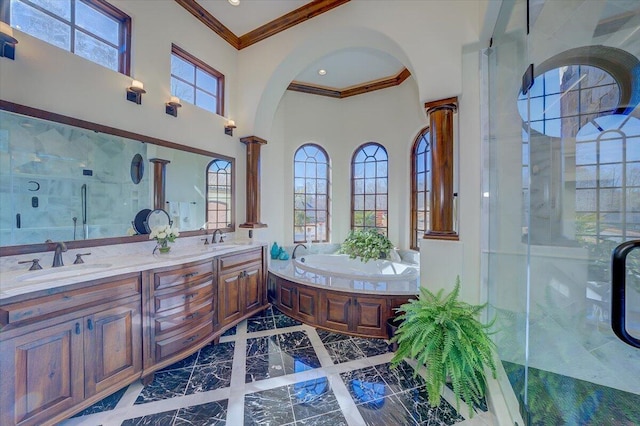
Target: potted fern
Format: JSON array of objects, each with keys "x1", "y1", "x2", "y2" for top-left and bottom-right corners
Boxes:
[
  {"x1": 339, "y1": 229, "x2": 394, "y2": 263},
  {"x1": 390, "y1": 276, "x2": 497, "y2": 417}
]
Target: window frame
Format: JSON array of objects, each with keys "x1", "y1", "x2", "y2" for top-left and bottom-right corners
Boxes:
[
  {"x1": 350, "y1": 142, "x2": 389, "y2": 235},
  {"x1": 205, "y1": 157, "x2": 235, "y2": 233},
  {"x1": 3, "y1": 0, "x2": 131, "y2": 75},
  {"x1": 411, "y1": 127, "x2": 430, "y2": 250},
  {"x1": 293, "y1": 143, "x2": 331, "y2": 243},
  {"x1": 171, "y1": 43, "x2": 225, "y2": 117}
]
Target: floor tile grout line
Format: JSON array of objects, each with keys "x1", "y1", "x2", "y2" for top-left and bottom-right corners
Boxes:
[{"x1": 226, "y1": 319, "x2": 249, "y2": 425}]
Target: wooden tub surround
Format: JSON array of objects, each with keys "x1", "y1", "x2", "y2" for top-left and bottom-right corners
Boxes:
[{"x1": 0, "y1": 244, "x2": 267, "y2": 426}]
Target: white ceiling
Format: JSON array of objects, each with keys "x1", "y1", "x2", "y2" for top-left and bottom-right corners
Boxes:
[{"x1": 196, "y1": 0, "x2": 406, "y2": 89}]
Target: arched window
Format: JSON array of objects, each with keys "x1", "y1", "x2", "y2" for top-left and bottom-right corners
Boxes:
[
  {"x1": 294, "y1": 144, "x2": 330, "y2": 243},
  {"x1": 411, "y1": 128, "x2": 430, "y2": 250},
  {"x1": 206, "y1": 158, "x2": 233, "y2": 231},
  {"x1": 351, "y1": 142, "x2": 388, "y2": 235}
]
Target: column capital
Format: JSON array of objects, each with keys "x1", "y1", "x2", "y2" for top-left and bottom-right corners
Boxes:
[
  {"x1": 424, "y1": 96, "x2": 458, "y2": 114},
  {"x1": 240, "y1": 135, "x2": 268, "y2": 146}
]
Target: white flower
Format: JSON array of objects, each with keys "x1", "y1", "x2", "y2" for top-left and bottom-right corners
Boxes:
[{"x1": 157, "y1": 231, "x2": 167, "y2": 239}]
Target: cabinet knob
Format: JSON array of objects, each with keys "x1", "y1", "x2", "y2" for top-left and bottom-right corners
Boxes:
[
  {"x1": 87, "y1": 319, "x2": 94, "y2": 330},
  {"x1": 75, "y1": 322, "x2": 81, "y2": 335}
]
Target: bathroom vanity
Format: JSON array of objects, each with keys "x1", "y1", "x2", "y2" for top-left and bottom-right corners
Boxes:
[{"x1": 0, "y1": 243, "x2": 267, "y2": 426}]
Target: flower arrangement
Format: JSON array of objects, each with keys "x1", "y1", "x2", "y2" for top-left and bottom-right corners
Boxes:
[
  {"x1": 338, "y1": 229, "x2": 394, "y2": 263},
  {"x1": 150, "y1": 224, "x2": 180, "y2": 253}
]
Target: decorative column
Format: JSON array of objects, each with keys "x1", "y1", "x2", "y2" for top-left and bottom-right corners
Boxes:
[
  {"x1": 149, "y1": 158, "x2": 170, "y2": 210},
  {"x1": 239, "y1": 136, "x2": 267, "y2": 228},
  {"x1": 424, "y1": 96, "x2": 458, "y2": 240}
]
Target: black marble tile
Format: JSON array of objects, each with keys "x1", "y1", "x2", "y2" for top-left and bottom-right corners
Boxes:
[
  {"x1": 186, "y1": 361, "x2": 233, "y2": 394},
  {"x1": 375, "y1": 361, "x2": 426, "y2": 394},
  {"x1": 296, "y1": 410, "x2": 348, "y2": 426},
  {"x1": 134, "y1": 369, "x2": 191, "y2": 404},
  {"x1": 197, "y1": 341, "x2": 235, "y2": 365},
  {"x1": 245, "y1": 353, "x2": 285, "y2": 383},
  {"x1": 221, "y1": 325, "x2": 237, "y2": 336},
  {"x1": 274, "y1": 314, "x2": 303, "y2": 329},
  {"x1": 276, "y1": 330, "x2": 312, "y2": 351},
  {"x1": 289, "y1": 379, "x2": 340, "y2": 420},
  {"x1": 121, "y1": 410, "x2": 178, "y2": 425},
  {"x1": 159, "y1": 350, "x2": 199, "y2": 372},
  {"x1": 244, "y1": 386, "x2": 294, "y2": 426},
  {"x1": 325, "y1": 340, "x2": 366, "y2": 364},
  {"x1": 248, "y1": 317, "x2": 277, "y2": 332},
  {"x1": 316, "y1": 329, "x2": 351, "y2": 344},
  {"x1": 174, "y1": 399, "x2": 228, "y2": 425},
  {"x1": 351, "y1": 337, "x2": 391, "y2": 357},
  {"x1": 356, "y1": 394, "x2": 417, "y2": 426},
  {"x1": 250, "y1": 306, "x2": 275, "y2": 319},
  {"x1": 72, "y1": 386, "x2": 127, "y2": 417},
  {"x1": 282, "y1": 346, "x2": 321, "y2": 375},
  {"x1": 340, "y1": 366, "x2": 390, "y2": 405},
  {"x1": 246, "y1": 335, "x2": 281, "y2": 357},
  {"x1": 395, "y1": 386, "x2": 464, "y2": 425}
]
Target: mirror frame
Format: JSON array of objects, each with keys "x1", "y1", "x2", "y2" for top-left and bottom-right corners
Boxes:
[{"x1": 0, "y1": 100, "x2": 236, "y2": 256}]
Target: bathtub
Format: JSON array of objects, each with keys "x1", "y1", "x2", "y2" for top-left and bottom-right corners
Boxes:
[{"x1": 293, "y1": 254, "x2": 419, "y2": 282}]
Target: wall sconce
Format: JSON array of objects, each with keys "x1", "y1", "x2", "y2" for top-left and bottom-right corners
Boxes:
[
  {"x1": 224, "y1": 119, "x2": 236, "y2": 136},
  {"x1": 126, "y1": 80, "x2": 146, "y2": 104},
  {"x1": 0, "y1": 22, "x2": 18, "y2": 60},
  {"x1": 165, "y1": 96, "x2": 182, "y2": 117}
]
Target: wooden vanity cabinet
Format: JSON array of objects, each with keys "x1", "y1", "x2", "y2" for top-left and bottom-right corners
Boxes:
[
  {"x1": 0, "y1": 274, "x2": 142, "y2": 426},
  {"x1": 217, "y1": 247, "x2": 266, "y2": 330}
]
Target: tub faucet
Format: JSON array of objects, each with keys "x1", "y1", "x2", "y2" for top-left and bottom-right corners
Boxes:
[
  {"x1": 292, "y1": 243, "x2": 307, "y2": 259},
  {"x1": 47, "y1": 240, "x2": 68, "y2": 267}
]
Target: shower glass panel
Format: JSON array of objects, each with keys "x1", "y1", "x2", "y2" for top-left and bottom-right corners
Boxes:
[{"x1": 486, "y1": 0, "x2": 640, "y2": 423}]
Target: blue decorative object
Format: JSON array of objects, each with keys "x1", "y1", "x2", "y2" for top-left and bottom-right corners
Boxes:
[
  {"x1": 271, "y1": 242, "x2": 280, "y2": 259},
  {"x1": 278, "y1": 248, "x2": 289, "y2": 260}
]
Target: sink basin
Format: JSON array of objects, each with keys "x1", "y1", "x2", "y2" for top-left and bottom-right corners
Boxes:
[{"x1": 16, "y1": 263, "x2": 114, "y2": 282}]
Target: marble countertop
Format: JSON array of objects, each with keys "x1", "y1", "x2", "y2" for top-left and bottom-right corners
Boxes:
[
  {"x1": 268, "y1": 258, "x2": 420, "y2": 296},
  {"x1": 0, "y1": 239, "x2": 266, "y2": 300}
]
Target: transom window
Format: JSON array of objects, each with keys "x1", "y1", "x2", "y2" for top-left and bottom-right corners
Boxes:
[
  {"x1": 7, "y1": 0, "x2": 131, "y2": 73},
  {"x1": 206, "y1": 158, "x2": 234, "y2": 231},
  {"x1": 294, "y1": 144, "x2": 330, "y2": 243},
  {"x1": 351, "y1": 142, "x2": 388, "y2": 235},
  {"x1": 411, "y1": 128, "x2": 430, "y2": 250},
  {"x1": 171, "y1": 44, "x2": 225, "y2": 116}
]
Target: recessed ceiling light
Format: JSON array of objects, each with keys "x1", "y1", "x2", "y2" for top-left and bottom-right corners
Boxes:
[
  {"x1": 228, "y1": 0, "x2": 240, "y2": 5},
  {"x1": 318, "y1": 69, "x2": 327, "y2": 76}
]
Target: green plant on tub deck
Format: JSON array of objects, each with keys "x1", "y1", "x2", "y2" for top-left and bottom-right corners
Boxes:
[
  {"x1": 390, "y1": 276, "x2": 497, "y2": 417},
  {"x1": 338, "y1": 229, "x2": 394, "y2": 263}
]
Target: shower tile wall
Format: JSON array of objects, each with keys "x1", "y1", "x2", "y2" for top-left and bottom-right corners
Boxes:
[{"x1": 0, "y1": 111, "x2": 148, "y2": 246}]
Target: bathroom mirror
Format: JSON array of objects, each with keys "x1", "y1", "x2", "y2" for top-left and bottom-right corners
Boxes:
[{"x1": 0, "y1": 101, "x2": 235, "y2": 254}]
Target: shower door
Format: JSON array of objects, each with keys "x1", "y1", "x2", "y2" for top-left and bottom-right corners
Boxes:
[{"x1": 486, "y1": 0, "x2": 640, "y2": 424}]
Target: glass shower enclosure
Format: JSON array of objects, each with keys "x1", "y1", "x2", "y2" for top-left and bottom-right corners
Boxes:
[{"x1": 485, "y1": 0, "x2": 640, "y2": 423}]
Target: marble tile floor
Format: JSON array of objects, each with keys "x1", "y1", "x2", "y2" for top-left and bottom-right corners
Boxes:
[{"x1": 60, "y1": 307, "x2": 495, "y2": 426}]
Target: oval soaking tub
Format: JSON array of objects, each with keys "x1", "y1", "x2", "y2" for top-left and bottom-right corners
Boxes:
[{"x1": 268, "y1": 253, "x2": 419, "y2": 339}]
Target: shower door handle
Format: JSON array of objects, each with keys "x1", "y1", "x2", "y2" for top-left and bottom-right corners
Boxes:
[{"x1": 611, "y1": 240, "x2": 640, "y2": 349}]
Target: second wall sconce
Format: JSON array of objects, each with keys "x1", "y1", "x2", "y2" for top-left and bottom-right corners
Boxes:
[
  {"x1": 224, "y1": 119, "x2": 236, "y2": 136},
  {"x1": 126, "y1": 80, "x2": 146, "y2": 104},
  {"x1": 165, "y1": 96, "x2": 182, "y2": 117},
  {"x1": 0, "y1": 22, "x2": 18, "y2": 60}
]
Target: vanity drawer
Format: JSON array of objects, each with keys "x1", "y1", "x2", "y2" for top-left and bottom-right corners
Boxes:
[
  {"x1": 218, "y1": 248, "x2": 262, "y2": 272},
  {"x1": 154, "y1": 261, "x2": 212, "y2": 291},
  {"x1": 153, "y1": 277, "x2": 213, "y2": 313},
  {"x1": 0, "y1": 274, "x2": 141, "y2": 327},
  {"x1": 154, "y1": 299, "x2": 214, "y2": 337},
  {"x1": 154, "y1": 314, "x2": 214, "y2": 361}
]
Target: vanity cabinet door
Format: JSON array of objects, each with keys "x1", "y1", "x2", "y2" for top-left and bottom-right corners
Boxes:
[
  {"x1": 319, "y1": 293, "x2": 351, "y2": 333},
  {"x1": 84, "y1": 299, "x2": 142, "y2": 396},
  {"x1": 352, "y1": 297, "x2": 387, "y2": 337},
  {"x1": 0, "y1": 320, "x2": 84, "y2": 426},
  {"x1": 242, "y1": 262, "x2": 263, "y2": 313},
  {"x1": 218, "y1": 269, "x2": 243, "y2": 326}
]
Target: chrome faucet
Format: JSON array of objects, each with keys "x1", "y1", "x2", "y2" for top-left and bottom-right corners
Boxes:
[
  {"x1": 49, "y1": 241, "x2": 68, "y2": 267},
  {"x1": 292, "y1": 243, "x2": 307, "y2": 259},
  {"x1": 211, "y1": 229, "x2": 224, "y2": 243}
]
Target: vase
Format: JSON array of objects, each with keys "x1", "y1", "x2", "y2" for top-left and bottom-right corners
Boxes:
[{"x1": 158, "y1": 240, "x2": 171, "y2": 253}]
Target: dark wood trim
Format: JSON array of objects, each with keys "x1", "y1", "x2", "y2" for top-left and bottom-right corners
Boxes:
[
  {"x1": 239, "y1": 136, "x2": 268, "y2": 229},
  {"x1": 0, "y1": 101, "x2": 236, "y2": 256},
  {"x1": 424, "y1": 96, "x2": 459, "y2": 111},
  {"x1": 174, "y1": 0, "x2": 349, "y2": 50},
  {"x1": 149, "y1": 159, "x2": 171, "y2": 210},
  {"x1": 288, "y1": 68, "x2": 410, "y2": 99},
  {"x1": 171, "y1": 44, "x2": 225, "y2": 117},
  {"x1": 238, "y1": 0, "x2": 350, "y2": 50},
  {"x1": 174, "y1": 0, "x2": 240, "y2": 49}
]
